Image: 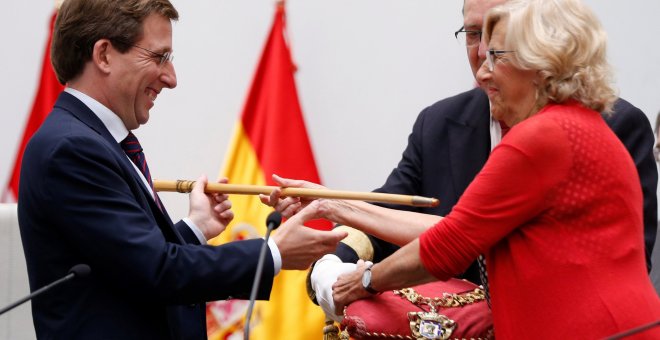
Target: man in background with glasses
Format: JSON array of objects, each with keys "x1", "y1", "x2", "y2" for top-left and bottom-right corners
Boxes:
[{"x1": 294, "y1": 0, "x2": 657, "y2": 315}]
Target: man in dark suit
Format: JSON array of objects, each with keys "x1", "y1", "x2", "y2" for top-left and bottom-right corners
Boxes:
[
  {"x1": 17, "y1": 0, "x2": 346, "y2": 338},
  {"x1": 267, "y1": 0, "x2": 657, "y2": 308}
]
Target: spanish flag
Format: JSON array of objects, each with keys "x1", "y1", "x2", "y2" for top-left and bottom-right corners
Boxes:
[
  {"x1": 206, "y1": 2, "x2": 331, "y2": 339},
  {"x1": 2, "y1": 11, "x2": 64, "y2": 203}
]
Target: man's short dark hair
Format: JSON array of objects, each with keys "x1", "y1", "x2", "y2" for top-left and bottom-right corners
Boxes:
[{"x1": 51, "y1": 0, "x2": 179, "y2": 84}]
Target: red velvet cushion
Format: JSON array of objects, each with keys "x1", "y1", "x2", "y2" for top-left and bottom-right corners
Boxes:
[{"x1": 341, "y1": 279, "x2": 493, "y2": 339}]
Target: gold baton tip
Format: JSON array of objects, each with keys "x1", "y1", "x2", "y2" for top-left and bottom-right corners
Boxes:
[{"x1": 411, "y1": 196, "x2": 440, "y2": 207}]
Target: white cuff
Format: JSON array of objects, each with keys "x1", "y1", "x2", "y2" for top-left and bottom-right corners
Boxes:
[
  {"x1": 183, "y1": 217, "x2": 207, "y2": 245},
  {"x1": 267, "y1": 238, "x2": 282, "y2": 275}
]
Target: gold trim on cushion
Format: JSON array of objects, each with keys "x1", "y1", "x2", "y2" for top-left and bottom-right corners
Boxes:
[{"x1": 323, "y1": 320, "x2": 341, "y2": 340}]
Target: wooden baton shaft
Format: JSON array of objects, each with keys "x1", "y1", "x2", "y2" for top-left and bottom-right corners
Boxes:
[{"x1": 153, "y1": 179, "x2": 439, "y2": 208}]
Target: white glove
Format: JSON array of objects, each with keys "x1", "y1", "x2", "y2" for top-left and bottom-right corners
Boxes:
[{"x1": 311, "y1": 254, "x2": 362, "y2": 322}]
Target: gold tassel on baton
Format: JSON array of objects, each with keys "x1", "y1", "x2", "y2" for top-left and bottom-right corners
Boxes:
[{"x1": 153, "y1": 180, "x2": 439, "y2": 208}]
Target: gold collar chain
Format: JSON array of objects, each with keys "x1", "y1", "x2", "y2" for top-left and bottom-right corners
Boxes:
[
  {"x1": 394, "y1": 286, "x2": 486, "y2": 310},
  {"x1": 394, "y1": 286, "x2": 487, "y2": 339}
]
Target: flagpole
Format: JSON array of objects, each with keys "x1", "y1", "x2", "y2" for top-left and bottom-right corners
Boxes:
[{"x1": 154, "y1": 179, "x2": 439, "y2": 207}]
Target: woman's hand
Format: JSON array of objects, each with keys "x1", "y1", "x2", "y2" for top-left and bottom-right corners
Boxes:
[
  {"x1": 332, "y1": 260, "x2": 373, "y2": 315},
  {"x1": 259, "y1": 174, "x2": 326, "y2": 218}
]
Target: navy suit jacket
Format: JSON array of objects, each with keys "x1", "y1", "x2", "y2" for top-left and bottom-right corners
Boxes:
[
  {"x1": 337, "y1": 88, "x2": 657, "y2": 283},
  {"x1": 18, "y1": 92, "x2": 274, "y2": 339}
]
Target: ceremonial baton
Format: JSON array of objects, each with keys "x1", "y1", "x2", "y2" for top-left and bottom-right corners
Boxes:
[{"x1": 153, "y1": 179, "x2": 439, "y2": 208}]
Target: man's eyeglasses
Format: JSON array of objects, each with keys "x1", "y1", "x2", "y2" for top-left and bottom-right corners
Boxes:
[
  {"x1": 112, "y1": 39, "x2": 174, "y2": 66},
  {"x1": 129, "y1": 44, "x2": 174, "y2": 66},
  {"x1": 454, "y1": 26, "x2": 482, "y2": 47},
  {"x1": 486, "y1": 49, "x2": 516, "y2": 71}
]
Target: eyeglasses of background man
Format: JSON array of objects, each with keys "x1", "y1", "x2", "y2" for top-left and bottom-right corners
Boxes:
[{"x1": 454, "y1": 26, "x2": 482, "y2": 47}]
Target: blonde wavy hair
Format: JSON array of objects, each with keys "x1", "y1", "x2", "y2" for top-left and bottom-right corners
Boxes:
[{"x1": 483, "y1": 0, "x2": 617, "y2": 113}]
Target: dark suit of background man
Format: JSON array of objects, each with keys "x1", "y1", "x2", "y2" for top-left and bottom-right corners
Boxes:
[
  {"x1": 17, "y1": 0, "x2": 346, "y2": 338},
  {"x1": 650, "y1": 113, "x2": 660, "y2": 295},
  {"x1": 331, "y1": 0, "x2": 657, "y2": 284}
]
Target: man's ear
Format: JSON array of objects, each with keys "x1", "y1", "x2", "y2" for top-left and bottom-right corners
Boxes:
[{"x1": 91, "y1": 39, "x2": 112, "y2": 75}]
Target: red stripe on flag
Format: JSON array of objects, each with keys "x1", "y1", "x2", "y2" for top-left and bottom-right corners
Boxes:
[{"x1": 240, "y1": 3, "x2": 330, "y2": 230}]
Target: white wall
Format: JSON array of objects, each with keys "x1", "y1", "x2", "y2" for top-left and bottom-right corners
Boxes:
[
  {"x1": 0, "y1": 204, "x2": 35, "y2": 339},
  {"x1": 1, "y1": 0, "x2": 659, "y2": 337}
]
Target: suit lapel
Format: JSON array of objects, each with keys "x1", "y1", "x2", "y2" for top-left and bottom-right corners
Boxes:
[
  {"x1": 446, "y1": 89, "x2": 492, "y2": 197},
  {"x1": 54, "y1": 92, "x2": 185, "y2": 244}
]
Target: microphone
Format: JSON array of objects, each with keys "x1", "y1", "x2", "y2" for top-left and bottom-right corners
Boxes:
[
  {"x1": 0, "y1": 264, "x2": 91, "y2": 316},
  {"x1": 244, "y1": 211, "x2": 282, "y2": 340}
]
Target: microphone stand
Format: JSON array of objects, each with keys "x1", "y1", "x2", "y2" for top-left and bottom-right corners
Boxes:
[
  {"x1": 0, "y1": 264, "x2": 90, "y2": 316},
  {"x1": 244, "y1": 211, "x2": 282, "y2": 340}
]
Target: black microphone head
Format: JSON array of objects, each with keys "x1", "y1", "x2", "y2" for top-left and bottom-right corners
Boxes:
[
  {"x1": 69, "y1": 264, "x2": 91, "y2": 278},
  {"x1": 266, "y1": 211, "x2": 282, "y2": 229}
]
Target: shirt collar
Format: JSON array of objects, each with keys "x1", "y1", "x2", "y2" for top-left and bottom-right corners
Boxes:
[{"x1": 64, "y1": 87, "x2": 129, "y2": 142}]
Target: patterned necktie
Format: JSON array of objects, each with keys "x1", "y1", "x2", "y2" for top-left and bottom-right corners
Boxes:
[
  {"x1": 478, "y1": 255, "x2": 491, "y2": 308},
  {"x1": 120, "y1": 132, "x2": 160, "y2": 208}
]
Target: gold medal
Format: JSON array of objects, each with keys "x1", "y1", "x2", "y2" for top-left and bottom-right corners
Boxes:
[{"x1": 408, "y1": 306, "x2": 456, "y2": 339}]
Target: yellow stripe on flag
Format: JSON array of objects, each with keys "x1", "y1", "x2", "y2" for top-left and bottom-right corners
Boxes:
[
  {"x1": 212, "y1": 122, "x2": 270, "y2": 245},
  {"x1": 207, "y1": 123, "x2": 326, "y2": 340}
]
